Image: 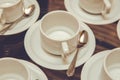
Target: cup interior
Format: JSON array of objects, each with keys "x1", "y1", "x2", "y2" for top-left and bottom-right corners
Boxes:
[
  {"x1": 41, "y1": 11, "x2": 80, "y2": 41},
  {"x1": 0, "y1": 0, "x2": 21, "y2": 8},
  {"x1": 104, "y1": 49, "x2": 120, "y2": 80},
  {"x1": 0, "y1": 58, "x2": 29, "y2": 80}
]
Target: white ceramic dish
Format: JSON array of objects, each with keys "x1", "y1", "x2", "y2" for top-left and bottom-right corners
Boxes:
[
  {"x1": 3, "y1": 0, "x2": 40, "y2": 35},
  {"x1": 81, "y1": 50, "x2": 111, "y2": 80},
  {"x1": 64, "y1": 0, "x2": 120, "y2": 25},
  {"x1": 81, "y1": 47, "x2": 120, "y2": 80},
  {"x1": 117, "y1": 20, "x2": 120, "y2": 40},
  {"x1": 21, "y1": 59, "x2": 48, "y2": 80},
  {"x1": 24, "y1": 20, "x2": 96, "y2": 70}
]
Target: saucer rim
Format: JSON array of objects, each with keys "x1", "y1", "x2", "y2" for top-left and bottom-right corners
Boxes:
[
  {"x1": 24, "y1": 20, "x2": 96, "y2": 70},
  {"x1": 81, "y1": 50, "x2": 110, "y2": 80},
  {"x1": 81, "y1": 48, "x2": 120, "y2": 80},
  {"x1": 20, "y1": 59, "x2": 48, "y2": 80},
  {"x1": 3, "y1": 0, "x2": 40, "y2": 35},
  {"x1": 117, "y1": 20, "x2": 120, "y2": 40},
  {"x1": 64, "y1": 0, "x2": 120, "y2": 25}
]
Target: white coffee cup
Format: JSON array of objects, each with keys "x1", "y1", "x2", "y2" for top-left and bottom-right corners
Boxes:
[
  {"x1": 40, "y1": 10, "x2": 81, "y2": 59},
  {"x1": 0, "y1": 57, "x2": 31, "y2": 80},
  {"x1": 103, "y1": 48, "x2": 120, "y2": 80},
  {"x1": 0, "y1": 0, "x2": 24, "y2": 24},
  {"x1": 79, "y1": 0, "x2": 112, "y2": 18}
]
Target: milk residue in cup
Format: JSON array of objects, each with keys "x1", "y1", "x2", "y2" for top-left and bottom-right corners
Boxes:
[
  {"x1": 0, "y1": 73, "x2": 25, "y2": 80},
  {"x1": 47, "y1": 26, "x2": 75, "y2": 40},
  {"x1": 108, "y1": 64, "x2": 120, "y2": 80}
]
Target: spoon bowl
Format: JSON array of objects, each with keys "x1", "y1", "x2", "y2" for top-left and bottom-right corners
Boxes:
[
  {"x1": 66, "y1": 30, "x2": 88, "y2": 77},
  {"x1": 24, "y1": 4, "x2": 35, "y2": 16},
  {"x1": 77, "y1": 30, "x2": 88, "y2": 47}
]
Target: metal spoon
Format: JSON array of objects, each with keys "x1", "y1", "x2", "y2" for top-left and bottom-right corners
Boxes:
[
  {"x1": 66, "y1": 30, "x2": 88, "y2": 77},
  {"x1": 0, "y1": 4, "x2": 35, "y2": 34}
]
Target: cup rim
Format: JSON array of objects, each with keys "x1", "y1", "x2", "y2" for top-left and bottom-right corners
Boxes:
[
  {"x1": 103, "y1": 48, "x2": 120, "y2": 79},
  {"x1": 0, "y1": 57, "x2": 31, "y2": 80},
  {"x1": 40, "y1": 10, "x2": 81, "y2": 42},
  {"x1": 103, "y1": 52, "x2": 113, "y2": 79},
  {"x1": 0, "y1": 0, "x2": 23, "y2": 8}
]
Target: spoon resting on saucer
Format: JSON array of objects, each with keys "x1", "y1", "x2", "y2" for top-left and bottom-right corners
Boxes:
[
  {"x1": 66, "y1": 30, "x2": 88, "y2": 77},
  {"x1": 0, "y1": 4, "x2": 35, "y2": 34}
]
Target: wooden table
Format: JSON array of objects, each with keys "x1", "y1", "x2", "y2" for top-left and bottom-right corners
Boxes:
[{"x1": 0, "y1": 0, "x2": 120, "y2": 80}]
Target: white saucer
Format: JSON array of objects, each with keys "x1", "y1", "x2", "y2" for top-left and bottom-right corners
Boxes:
[
  {"x1": 81, "y1": 50, "x2": 111, "y2": 80},
  {"x1": 21, "y1": 60, "x2": 48, "y2": 80},
  {"x1": 4, "y1": 0, "x2": 40, "y2": 35},
  {"x1": 81, "y1": 48, "x2": 120, "y2": 80},
  {"x1": 117, "y1": 20, "x2": 120, "y2": 40},
  {"x1": 64, "y1": 0, "x2": 120, "y2": 25},
  {"x1": 24, "y1": 20, "x2": 96, "y2": 70}
]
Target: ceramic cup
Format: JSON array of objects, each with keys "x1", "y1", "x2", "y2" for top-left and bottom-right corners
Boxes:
[
  {"x1": 40, "y1": 10, "x2": 81, "y2": 58},
  {"x1": 79, "y1": 0, "x2": 112, "y2": 18},
  {"x1": 0, "y1": 0, "x2": 24, "y2": 24},
  {"x1": 0, "y1": 57, "x2": 31, "y2": 80},
  {"x1": 103, "y1": 48, "x2": 120, "y2": 80}
]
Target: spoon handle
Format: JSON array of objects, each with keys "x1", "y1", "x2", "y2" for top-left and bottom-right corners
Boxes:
[
  {"x1": 66, "y1": 48, "x2": 79, "y2": 77},
  {"x1": 0, "y1": 24, "x2": 13, "y2": 34},
  {"x1": 0, "y1": 4, "x2": 35, "y2": 34},
  {"x1": 0, "y1": 15, "x2": 24, "y2": 34}
]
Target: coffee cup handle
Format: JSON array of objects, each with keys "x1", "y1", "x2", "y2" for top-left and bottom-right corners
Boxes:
[
  {"x1": 61, "y1": 42, "x2": 69, "y2": 63},
  {"x1": 101, "y1": 0, "x2": 111, "y2": 19},
  {"x1": 0, "y1": 9, "x2": 6, "y2": 25}
]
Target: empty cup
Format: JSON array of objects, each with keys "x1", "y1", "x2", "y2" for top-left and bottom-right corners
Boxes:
[
  {"x1": 40, "y1": 10, "x2": 82, "y2": 60},
  {"x1": 0, "y1": 57, "x2": 31, "y2": 80}
]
